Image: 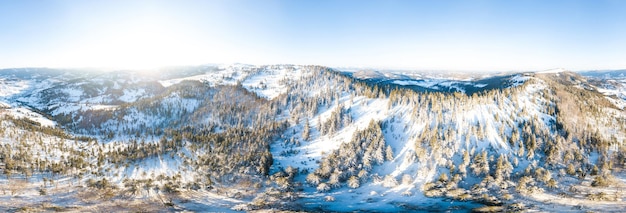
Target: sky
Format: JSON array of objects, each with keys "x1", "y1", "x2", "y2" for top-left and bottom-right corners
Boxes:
[{"x1": 1, "y1": 0, "x2": 625, "y2": 71}]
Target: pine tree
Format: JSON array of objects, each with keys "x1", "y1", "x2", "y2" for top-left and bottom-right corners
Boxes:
[
  {"x1": 347, "y1": 176, "x2": 360, "y2": 188},
  {"x1": 385, "y1": 145, "x2": 394, "y2": 161},
  {"x1": 317, "y1": 183, "x2": 330, "y2": 192},
  {"x1": 302, "y1": 118, "x2": 310, "y2": 141}
]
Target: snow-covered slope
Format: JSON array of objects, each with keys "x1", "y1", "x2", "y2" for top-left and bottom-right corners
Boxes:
[
  {"x1": 0, "y1": 66, "x2": 625, "y2": 212},
  {"x1": 268, "y1": 72, "x2": 557, "y2": 211},
  {"x1": 578, "y1": 70, "x2": 626, "y2": 110}
]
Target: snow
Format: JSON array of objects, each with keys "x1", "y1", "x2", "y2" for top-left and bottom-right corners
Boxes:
[
  {"x1": 391, "y1": 79, "x2": 490, "y2": 94},
  {"x1": 62, "y1": 87, "x2": 84, "y2": 102},
  {"x1": 0, "y1": 78, "x2": 30, "y2": 98},
  {"x1": 590, "y1": 78, "x2": 626, "y2": 110},
  {"x1": 89, "y1": 104, "x2": 118, "y2": 111},
  {"x1": 119, "y1": 88, "x2": 146, "y2": 103},
  {"x1": 509, "y1": 74, "x2": 530, "y2": 87},
  {"x1": 268, "y1": 71, "x2": 558, "y2": 211},
  {"x1": 241, "y1": 66, "x2": 310, "y2": 99},
  {"x1": 158, "y1": 65, "x2": 249, "y2": 88},
  {"x1": 1, "y1": 107, "x2": 56, "y2": 127},
  {"x1": 597, "y1": 86, "x2": 626, "y2": 107},
  {"x1": 273, "y1": 96, "x2": 377, "y2": 172},
  {"x1": 392, "y1": 79, "x2": 440, "y2": 88},
  {"x1": 537, "y1": 68, "x2": 567, "y2": 74},
  {"x1": 1, "y1": 65, "x2": 624, "y2": 211},
  {"x1": 606, "y1": 97, "x2": 626, "y2": 110},
  {"x1": 157, "y1": 64, "x2": 311, "y2": 100},
  {"x1": 161, "y1": 94, "x2": 201, "y2": 112},
  {"x1": 121, "y1": 155, "x2": 185, "y2": 181}
]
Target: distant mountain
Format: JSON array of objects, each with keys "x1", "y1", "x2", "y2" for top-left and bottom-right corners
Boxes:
[
  {"x1": 341, "y1": 69, "x2": 527, "y2": 95},
  {"x1": 579, "y1": 69, "x2": 626, "y2": 79}
]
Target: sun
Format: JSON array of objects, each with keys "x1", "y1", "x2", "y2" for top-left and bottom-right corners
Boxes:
[{"x1": 59, "y1": 18, "x2": 215, "y2": 70}]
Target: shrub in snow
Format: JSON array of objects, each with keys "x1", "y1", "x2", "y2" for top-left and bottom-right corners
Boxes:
[
  {"x1": 358, "y1": 169, "x2": 369, "y2": 181},
  {"x1": 457, "y1": 193, "x2": 472, "y2": 201},
  {"x1": 438, "y1": 173, "x2": 448, "y2": 183},
  {"x1": 515, "y1": 176, "x2": 534, "y2": 194},
  {"x1": 347, "y1": 176, "x2": 360, "y2": 189},
  {"x1": 502, "y1": 193, "x2": 513, "y2": 201},
  {"x1": 401, "y1": 174, "x2": 412, "y2": 185},
  {"x1": 423, "y1": 182, "x2": 437, "y2": 191},
  {"x1": 316, "y1": 183, "x2": 330, "y2": 192},
  {"x1": 38, "y1": 187, "x2": 47, "y2": 196},
  {"x1": 306, "y1": 173, "x2": 321, "y2": 186},
  {"x1": 586, "y1": 192, "x2": 615, "y2": 201},
  {"x1": 372, "y1": 174, "x2": 383, "y2": 183},
  {"x1": 232, "y1": 204, "x2": 250, "y2": 211},
  {"x1": 251, "y1": 196, "x2": 269, "y2": 208},
  {"x1": 507, "y1": 203, "x2": 525, "y2": 211},
  {"x1": 328, "y1": 173, "x2": 341, "y2": 188},
  {"x1": 591, "y1": 174, "x2": 613, "y2": 187},
  {"x1": 424, "y1": 188, "x2": 444, "y2": 197},
  {"x1": 445, "y1": 188, "x2": 465, "y2": 199},
  {"x1": 382, "y1": 175, "x2": 398, "y2": 188},
  {"x1": 547, "y1": 178, "x2": 558, "y2": 189}
]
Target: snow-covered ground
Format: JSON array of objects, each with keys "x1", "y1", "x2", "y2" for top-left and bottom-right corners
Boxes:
[
  {"x1": 158, "y1": 67, "x2": 245, "y2": 88},
  {"x1": 0, "y1": 78, "x2": 30, "y2": 98},
  {"x1": 158, "y1": 64, "x2": 312, "y2": 100},
  {"x1": 509, "y1": 74, "x2": 530, "y2": 87},
  {"x1": 537, "y1": 68, "x2": 567, "y2": 74},
  {"x1": 1, "y1": 107, "x2": 56, "y2": 127},
  {"x1": 267, "y1": 72, "x2": 558, "y2": 211},
  {"x1": 595, "y1": 80, "x2": 626, "y2": 109},
  {"x1": 1, "y1": 66, "x2": 625, "y2": 212}
]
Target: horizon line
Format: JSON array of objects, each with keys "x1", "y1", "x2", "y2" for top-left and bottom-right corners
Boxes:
[{"x1": 0, "y1": 63, "x2": 624, "y2": 73}]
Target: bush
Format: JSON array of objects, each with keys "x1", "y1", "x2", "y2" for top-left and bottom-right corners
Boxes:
[
  {"x1": 401, "y1": 174, "x2": 412, "y2": 185},
  {"x1": 507, "y1": 203, "x2": 525, "y2": 211},
  {"x1": 445, "y1": 188, "x2": 466, "y2": 199},
  {"x1": 316, "y1": 183, "x2": 330, "y2": 192},
  {"x1": 472, "y1": 206, "x2": 504, "y2": 212},
  {"x1": 458, "y1": 193, "x2": 472, "y2": 201},
  {"x1": 424, "y1": 188, "x2": 444, "y2": 197},
  {"x1": 502, "y1": 193, "x2": 513, "y2": 200},
  {"x1": 347, "y1": 176, "x2": 360, "y2": 189},
  {"x1": 382, "y1": 175, "x2": 398, "y2": 188},
  {"x1": 232, "y1": 204, "x2": 251, "y2": 211},
  {"x1": 39, "y1": 187, "x2": 47, "y2": 196},
  {"x1": 587, "y1": 192, "x2": 614, "y2": 201},
  {"x1": 591, "y1": 174, "x2": 612, "y2": 187},
  {"x1": 423, "y1": 182, "x2": 437, "y2": 191}
]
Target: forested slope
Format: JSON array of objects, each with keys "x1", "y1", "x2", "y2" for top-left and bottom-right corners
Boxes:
[{"x1": 0, "y1": 65, "x2": 624, "y2": 212}]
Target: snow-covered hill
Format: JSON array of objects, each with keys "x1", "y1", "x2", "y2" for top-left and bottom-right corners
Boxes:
[{"x1": 0, "y1": 65, "x2": 625, "y2": 212}]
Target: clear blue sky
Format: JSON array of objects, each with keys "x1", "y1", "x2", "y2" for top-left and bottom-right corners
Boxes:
[{"x1": 1, "y1": 0, "x2": 625, "y2": 71}]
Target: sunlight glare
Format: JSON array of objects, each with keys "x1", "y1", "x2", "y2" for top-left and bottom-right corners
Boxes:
[{"x1": 60, "y1": 17, "x2": 220, "y2": 70}]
